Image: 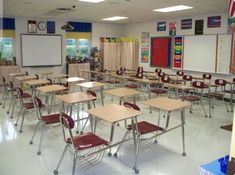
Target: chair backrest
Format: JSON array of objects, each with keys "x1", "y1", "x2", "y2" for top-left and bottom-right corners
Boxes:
[
  {"x1": 215, "y1": 79, "x2": 227, "y2": 86},
  {"x1": 137, "y1": 67, "x2": 143, "y2": 73},
  {"x1": 1, "y1": 76, "x2": 6, "y2": 83},
  {"x1": 47, "y1": 78, "x2": 53, "y2": 85},
  {"x1": 177, "y1": 70, "x2": 184, "y2": 76},
  {"x1": 25, "y1": 71, "x2": 29, "y2": 75},
  {"x1": 9, "y1": 81, "x2": 14, "y2": 88},
  {"x1": 155, "y1": 68, "x2": 162, "y2": 73},
  {"x1": 233, "y1": 77, "x2": 235, "y2": 83},
  {"x1": 35, "y1": 74, "x2": 39, "y2": 80},
  {"x1": 183, "y1": 75, "x2": 193, "y2": 81},
  {"x1": 60, "y1": 113, "x2": 76, "y2": 144},
  {"x1": 202, "y1": 73, "x2": 212, "y2": 80},
  {"x1": 192, "y1": 81, "x2": 206, "y2": 89},
  {"x1": 33, "y1": 97, "x2": 45, "y2": 108},
  {"x1": 86, "y1": 90, "x2": 97, "y2": 98},
  {"x1": 161, "y1": 75, "x2": 170, "y2": 83},
  {"x1": 158, "y1": 72, "x2": 165, "y2": 78},
  {"x1": 116, "y1": 70, "x2": 123, "y2": 75},
  {"x1": 100, "y1": 68, "x2": 106, "y2": 73},
  {"x1": 124, "y1": 102, "x2": 140, "y2": 111},
  {"x1": 136, "y1": 72, "x2": 143, "y2": 79},
  {"x1": 120, "y1": 67, "x2": 126, "y2": 72}
]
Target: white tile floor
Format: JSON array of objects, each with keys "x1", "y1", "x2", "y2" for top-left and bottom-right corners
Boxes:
[{"x1": 0, "y1": 91, "x2": 233, "y2": 175}]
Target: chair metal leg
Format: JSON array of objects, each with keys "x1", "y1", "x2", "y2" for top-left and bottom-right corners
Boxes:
[
  {"x1": 15, "y1": 106, "x2": 23, "y2": 126},
  {"x1": 200, "y1": 100, "x2": 207, "y2": 118},
  {"x1": 181, "y1": 109, "x2": 186, "y2": 156},
  {"x1": 7, "y1": 96, "x2": 13, "y2": 114},
  {"x1": 2, "y1": 91, "x2": 9, "y2": 108},
  {"x1": 72, "y1": 152, "x2": 77, "y2": 175},
  {"x1": 54, "y1": 145, "x2": 70, "y2": 175},
  {"x1": 114, "y1": 131, "x2": 129, "y2": 157},
  {"x1": 29, "y1": 121, "x2": 41, "y2": 144},
  {"x1": 19, "y1": 109, "x2": 26, "y2": 133},
  {"x1": 10, "y1": 99, "x2": 17, "y2": 119},
  {"x1": 37, "y1": 125, "x2": 45, "y2": 155},
  {"x1": 223, "y1": 97, "x2": 229, "y2": 112}
]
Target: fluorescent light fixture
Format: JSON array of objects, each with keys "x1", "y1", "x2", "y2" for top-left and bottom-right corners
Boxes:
[
  {"x1": 102, "y1": 16, "x2": 128, "y2": 21},
  {"x1": 153, "y1": 5, "x2": 193, "y2": 12},
  {"x1": 78, "y1": 0, "x2": 105, "y2": 3}
]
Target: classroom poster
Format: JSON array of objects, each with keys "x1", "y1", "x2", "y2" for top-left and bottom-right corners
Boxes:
[
  {"x1": 141, "y1": 32, "x2": 150, "y2": 63},
  {"x1": 207, "y1": 16, "x2": 221, "y2": 28},
  {"x1": 228, "y1": 17, "x2": 235, "y2": 33},
  {"x1": 141, "y1": 32, "x2": 150, "y2": 47},
  {"x1": 181, "y1": 19, "x2": 192, "y2": 29},
  {"x1": 195, "y1": 19, "x2": 204, "y2": 35},
  {"x1": 141, "y1": 48, "x2": 149, "y2": 63},
  {"x1": 173, "y1": 36, "x2": 183, "y2": 69},
  {"x1": 157, "y1": 21, "x2": 166, "y2": 31},
  {"x1": 169, "y1": 22, "x2": 176, "y2": 36}
]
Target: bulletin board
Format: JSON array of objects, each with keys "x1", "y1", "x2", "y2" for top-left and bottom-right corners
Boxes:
[{"x1": 150, "y1": 37, "x2": 171, "y2": 68}]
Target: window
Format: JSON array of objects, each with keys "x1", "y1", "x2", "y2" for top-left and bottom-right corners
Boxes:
[
  {"x1": 0, "y1": 38, "x2": 13, "y2": 60},
  {"x1": 66, "y1": 39, "x2": 90, "y2": 59}
]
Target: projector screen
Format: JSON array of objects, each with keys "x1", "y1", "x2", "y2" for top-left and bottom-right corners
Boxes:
[{"x1": 21, "y1": 34, "x2": 62, "y2": 67}]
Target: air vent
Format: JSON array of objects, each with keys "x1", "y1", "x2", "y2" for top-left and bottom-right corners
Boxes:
[{"x1": 43, "y1": 8, "x2": 73, "y2": 17}]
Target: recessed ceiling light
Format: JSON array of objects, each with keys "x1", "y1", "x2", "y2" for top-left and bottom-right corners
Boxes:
[
  {"x1": 102, "y1": 16, "x2": 128, "y2": 21},
  {"x1": 78, "y1": 0, "x2": 105, "y2": 3},
  {"x1": 153, "y1": 5, "x2": 193, "y2": 12}
]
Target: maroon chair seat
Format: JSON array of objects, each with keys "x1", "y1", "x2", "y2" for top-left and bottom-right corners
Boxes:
[
  {"x1": 67, "y1": 132, "x2": 109, "y2": 150},
  {"x1": 180, "y1": 96, "x2": 200, "y2": 101},
  {"x1": 41, "y1": 114, "x2": 61, "y2": 124},
  {"x1": 23, "y1": 102, "x2": 35, "y2": 109},
  {"x1": 150, "y1": 88, "x2": 167, "y2": 94},
  {"x1": 127, "y1": 121, "x2": 163, "y2": 134},
  {"x1": 126, "y1": 84, "x2": 138, "y2": 89},
  {"x1": 204, "y1": 92, "x2": 223, "y2": 98}
]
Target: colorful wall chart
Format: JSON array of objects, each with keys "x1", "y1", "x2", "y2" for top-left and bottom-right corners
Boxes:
[
  {"x1": 173, "y1": 36, "x2": 183, "y2": 69},
  {"x1": 141, "y1": 48, "x2": 149, "y2": 63},
  {"x1": 141, "y1": 32, "x2": 150, "y2": 63}
]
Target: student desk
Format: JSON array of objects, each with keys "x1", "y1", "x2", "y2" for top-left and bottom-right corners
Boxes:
[
  {"x1": 167, "y1": 84, "x2": 195, "y2": 98},
  {"x1": 9, "y1": 72, "x2": 27, "y2": 84},
  {"x1": 77, "y1": 81, "x2": 106, "y2": 105},
  {"x1": 56, "y1": 92, "x2": 96, "y2": 133},
  {"x1": 134, "y1": 78, "x2": 162, "y2": 99},
  {"x1": 86, "y1": 103, "x2": 142, "y2": 173},
  {"x1": 25, "y1": 79, "x2": 50, "y2": 95},
  {"x1": 104, "y1": 87, "x2": 142, "y2": 105},
  {"x1": 16, "y1": 75, "x2": 37, "y2": 81},
  {"x1": 36, "y1": 85, "x2": 67, "y2": 109},
  {"x1": 61, "y1": 77, "x2": 85, "y2": 92},
  {"x1": 49, "y1": 74, "x2": 68, "y2": 83},
  {"x1": 37, "y1": 71, "x2": 53, "y2": 79},
  {"x1": 142, "y1": 97, "x2": 190, "y2": 156}
]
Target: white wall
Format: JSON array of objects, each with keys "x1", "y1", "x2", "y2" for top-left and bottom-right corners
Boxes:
[
  {"x1": 14, "y1": 17, "x2": 124, "y2": 74},
  {"x1": 123, "y1": 13, "x2": 232, "y2": 79},
  {"x1": 92, "y1": 22, "x2": 124, "y2": 48}
]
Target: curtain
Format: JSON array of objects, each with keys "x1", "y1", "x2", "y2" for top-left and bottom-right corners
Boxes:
[
  {"x1": 120, "y1": 42, "x2": 139, "y2": 70},
  {"x1": 103, "y1": 43, "x2": 121, "y2": 70}
]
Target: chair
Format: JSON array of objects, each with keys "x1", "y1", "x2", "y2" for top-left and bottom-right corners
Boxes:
[
  {"x1": 202, "y1": 73, "x2": 212, "y2": 86},
  {"x1": 86, "y1": 90, "x2": 97, "y2": 108},
  {"x1": 225, "y1": 77, "x2": 235, "y2": 112},
  {"x1": 113, "y1": 102, "x2": 163, "y2": 174},
  {"x1": 150, "y1": 75, "x2": 169, "y2": 97},
  {"x1": 125, "y1": 72, "x2": 143, "y2": 89},
  {"x1": 34, "y1": 74, "x2": 39, "y2": 80},
  {"x1": 137, "y1": 66, "x2": 144, "y2": 73},
  {"x1": 180, "y1": 81, "x2": 208, "y2": 117},
  {"x1": 182, "y1": 75, "x2": 193, "y2": 86},
  {"x1": 9, "y1": 87, "x2": 31, "y2": 119},
  {"x1": 175, "y1": 70, "x2": 184, "y2": 84},
  {"x1": 14, "y1": 87, "x2": 38, "y2": 133},
  {"x1": 53, "y1": 114, "x2": 108, "y2": 175},
  {"x1": 204, "y1": 79, "x2": 229, "y2": 113},
  {"x1": 29, "y1": 97, "x2": 61, "y2": 155},
  {"x1": 0, "y1": 76, "x2": 10, "y2": 107}
]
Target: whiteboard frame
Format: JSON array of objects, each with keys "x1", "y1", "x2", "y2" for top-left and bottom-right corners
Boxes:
[{"x1": 21, "y1": 34, "x2": 62, "y2": 67}]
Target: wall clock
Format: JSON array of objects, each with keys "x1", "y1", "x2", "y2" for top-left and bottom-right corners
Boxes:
[{"x1": 38, "y1": 21, "x2": 46, "y2": 31}]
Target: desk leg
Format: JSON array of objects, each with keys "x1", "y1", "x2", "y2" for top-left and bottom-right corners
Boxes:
[
  {"x1": 181, "y1": 108, "x2": 186, "y2": 156},
  {"x1": 208, "y1": 97, "x2": 212, "y2": 118},
  {"x1": 231, "y1": 92, "x2": 234, "y2": 112},
  {"x1": 101, "y1": 87, "x2": 104, "y2": 106},
  {"x1": 132, "y1": 117, "x2": 139, "y2": 174},
  {"x1": 108, "y1": 123, "x2": 115, "y2": 157}
]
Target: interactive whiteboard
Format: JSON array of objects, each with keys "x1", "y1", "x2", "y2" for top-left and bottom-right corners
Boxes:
[
  {"x1": 183, "y1": 35, "x2": 217, "y2": 73},
  {"x1": 21, "y1": 34, "x2": 62, "y2": 67}
]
